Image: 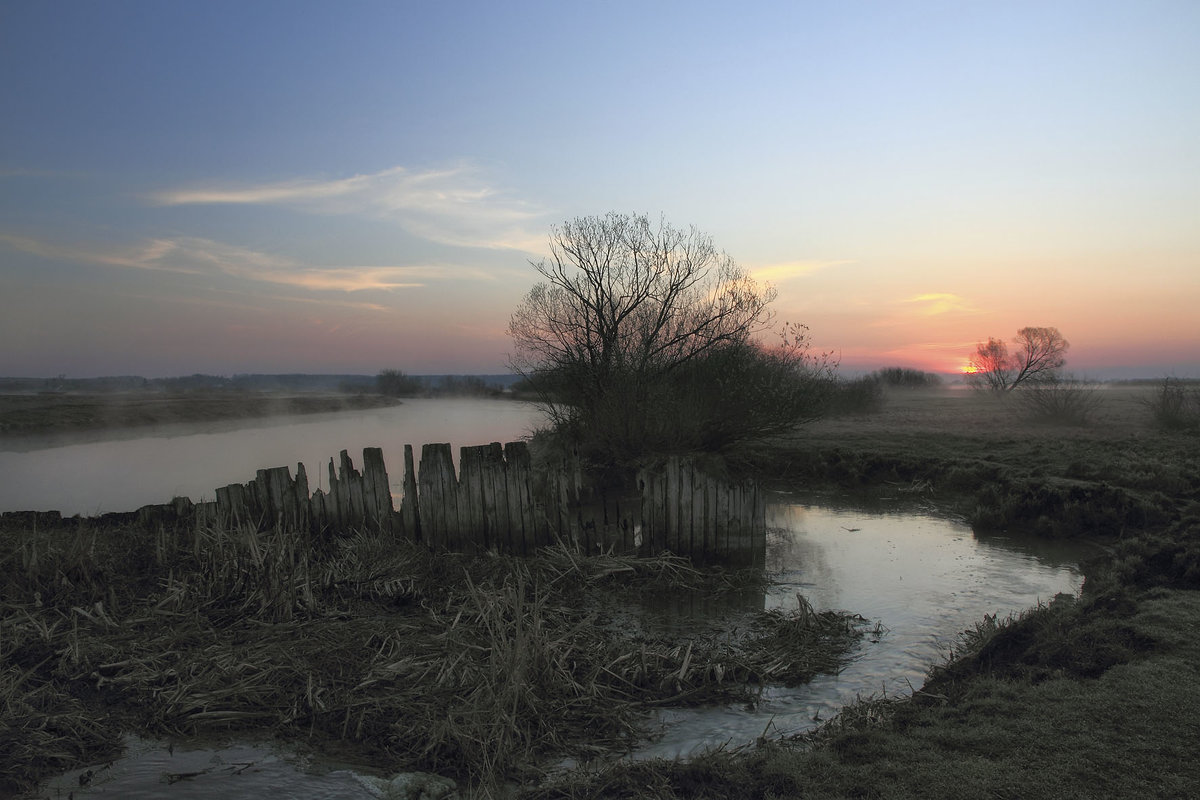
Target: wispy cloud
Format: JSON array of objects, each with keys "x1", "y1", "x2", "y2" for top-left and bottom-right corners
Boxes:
[
  {"x1": 901, "y1": 292, "x2": 978, "y2": 316},
  {"x1": 0, "y1": 232, "x2": 490, "y2": 294},
  {"x1": 149, "y1": 164, "x2": 549, "y2": 252},
  {"x1": 750, "y1": 259, "x2": 853, "y2": 282},
  {"x1": 0, "y1": 234, "x2": 204, "y2": 275}
]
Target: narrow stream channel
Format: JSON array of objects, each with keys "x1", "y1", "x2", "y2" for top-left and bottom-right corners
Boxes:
[
  {"x1": 34, "y1": 494, "x2": 1089, "y2": 798},
  {"x1": 636, "y1": 493, "x2": 1088, "y2": 758}
]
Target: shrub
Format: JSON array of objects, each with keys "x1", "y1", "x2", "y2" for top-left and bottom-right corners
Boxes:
[
  {"x1": 1141, "y1": 377, "x2": 1200, "y2": 432},
  {"x1": 541, "y1": 336, "x2": 836, "y2": 465},
  {"x1": 824, "y1": 375, "x2": 885, "y2": 416},
  {"x1": 1014, "y1": 376, "x2": 1103, "y2": 426}
]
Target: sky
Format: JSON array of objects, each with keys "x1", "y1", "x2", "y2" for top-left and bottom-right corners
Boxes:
[{"x1": 2, "y1": 0, "x2": 1198, "y2": 380}]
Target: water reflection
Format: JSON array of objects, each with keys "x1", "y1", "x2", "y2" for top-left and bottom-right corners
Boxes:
[
  {"x1": 635, "y1": 496, "x2": 1087, "y2": 759},
  {"x1": 0, "y1": 398, "x2": 545, "y2": 515}
]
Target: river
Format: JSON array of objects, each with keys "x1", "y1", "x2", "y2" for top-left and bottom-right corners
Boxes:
[{"x1": 0, "y1": 397, "x2": 546, "y2": 515}]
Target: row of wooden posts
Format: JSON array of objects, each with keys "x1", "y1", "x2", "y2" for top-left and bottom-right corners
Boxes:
[{"x1": 184, "y1": 442, "x2": 765, "y2": 564}]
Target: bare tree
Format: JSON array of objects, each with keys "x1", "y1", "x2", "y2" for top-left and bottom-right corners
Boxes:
[
  {"x1": 968, "y1": 327, "x2": 1069, "y2": 392},
  {"x1": 509, "y1": 213, "x2": 831, "y2": 463},
  {"x1": 969, "y1": 337, "x2": 1014, "y2": 392}
]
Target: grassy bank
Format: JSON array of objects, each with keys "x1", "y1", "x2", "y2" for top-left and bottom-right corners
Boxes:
[
  {"x1": 755, "y1": 385, "x2": 1198, "y2": 536},
  {"x1": 525, "y1": 385, "x2": 1200, "y2": 798},
  {"x1": 0, "y1": 391, "x2": 402, "y2": 438}
]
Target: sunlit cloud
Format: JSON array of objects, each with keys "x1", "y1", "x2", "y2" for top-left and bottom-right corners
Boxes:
[
  {"x1": 901, "y1": 293, "x2": 978, "y2": 316},
  {"x1": 149, "y1": 164, "x2": 549, "y2": 252},
  {"x1": 750, "y1": 259, "x2": 853, "y2": 282},
  {"x1": 0, "y1": 232, "x2": 490, "y2": 293}
]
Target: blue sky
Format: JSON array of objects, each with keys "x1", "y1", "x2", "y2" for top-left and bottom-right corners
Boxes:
[{"x1": 2, "y1": 0, "x2": 1198, "y2": 378}]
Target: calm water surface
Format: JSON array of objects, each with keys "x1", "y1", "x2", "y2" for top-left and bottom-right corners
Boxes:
[
  {"x1": 0, "y1": 397, "x2": 546, "y2": 515},
  {"x1": 638, "y1": 494, "x2": 1089, "y2": 758}
]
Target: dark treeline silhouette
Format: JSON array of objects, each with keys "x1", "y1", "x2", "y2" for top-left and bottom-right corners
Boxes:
[
  {"x1": 869, "y1": 366, "x2": 943, "y2": 388},
  {"x1": 374, "y1": 370, "x2": 510, "y2": 398}
]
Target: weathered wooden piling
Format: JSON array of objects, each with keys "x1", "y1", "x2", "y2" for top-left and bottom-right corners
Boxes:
[{"x1": 167, "y1": 441, "x2": 765, "y2": 563}]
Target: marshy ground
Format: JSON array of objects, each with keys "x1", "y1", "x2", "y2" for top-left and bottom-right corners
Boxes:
[{"x1": 3, "y1": 384, "x2": 1199, "y2": 798}]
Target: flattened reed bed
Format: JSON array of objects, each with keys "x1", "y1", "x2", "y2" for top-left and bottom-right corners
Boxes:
[{"x1": 1, "y1": 521, "x2": 869, "y2": 795}]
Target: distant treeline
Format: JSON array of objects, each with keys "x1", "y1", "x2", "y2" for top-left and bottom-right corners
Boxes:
[
  {"x1": 373, "y1": 370, "x2": 521, "y2": 397},
  {"x1": 865, "y1": 367, "x2": 944, "y2": 388},
  {"x1": 0, "y1": 373, "x2": 524, "y2": 395}
]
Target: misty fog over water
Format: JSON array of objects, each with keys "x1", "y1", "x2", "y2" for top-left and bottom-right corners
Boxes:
[{"x1": 0, "y1": 398, "x2": 546, "y2": 516}]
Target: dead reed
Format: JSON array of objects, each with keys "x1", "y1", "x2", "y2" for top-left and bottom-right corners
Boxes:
[{"x1": 1, "y1": 519, "x2": 867, "y2": 795}]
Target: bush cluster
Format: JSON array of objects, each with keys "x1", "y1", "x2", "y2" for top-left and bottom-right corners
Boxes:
[
  {"x1": 538, "y1": 338, "x2": 837, "y2": 466},
  {"x1": 869, "y1": 366, "x2": 943, "y2": 388},
  {"x1": 1142, "y1": 377, "x2": 1200, "y2": 432},
  {"x1": 1013, "y1": 377, "x2": 1103, "y2": 426}
]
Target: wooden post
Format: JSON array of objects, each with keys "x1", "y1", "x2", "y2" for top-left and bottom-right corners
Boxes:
[
  {"x1": 294, "y1": 462, "x2": 311, "y2": 533},
  {"x1": 418, "y1": 444, "x2": 457, "y2": 550},
  {"x1": 418, "y1": 444, "x2": 443, "y2": 548},
  {"x1": 663, "y1": 458, "x2": 677, "y2": 555},
  {"x1": 337, "y1": 451, "x2": 364, "y2": 528},
  {"x1": 443, "y1": 446, "x2": 462, "y2": 550},
  {"x1": 361, "y1": 448, "x2": 393, "y2": 533},
  {"x1": 459, "y1": 445, "x2": 486, "y2": 552},
  {"x1": 504, "y1": 442, "x2": 530, "y2": 555},
  {"x1": 703, "y1": 474, "x2": 717, "y2": 561},
  {"x1": 650, "y1": 469, "x2": 665, "y2": 554},
  {"x1": 690, "y1": 465, "x2": 707, "y2": 560},
  {"x1": 326, "y1": 458, "x2": 343, "y2": 529},
  {"x1": 484, "y1": 443, "x2": 510, "y2": 553},
  {"x1": 715, "y1": 477, "x2": 729, "y2": 559},
  {"x1": 401, "y1": 444, "x2": 420, "y2": 541},
  {"x1": 260, "y1": 466, "x2": 291, "y2": 531},
  {"x1": 750, "y1": 483, "x2": 765, "y2": 565}
]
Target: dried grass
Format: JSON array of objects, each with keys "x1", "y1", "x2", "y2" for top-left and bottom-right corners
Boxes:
[{"x1": 1, "y1": 520, "x2": 865, "y2": 795}]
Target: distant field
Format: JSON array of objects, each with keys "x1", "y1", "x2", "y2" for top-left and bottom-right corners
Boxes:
[{"x1": 808, "y1": 383, "x2": 1152, "y2": 440}]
